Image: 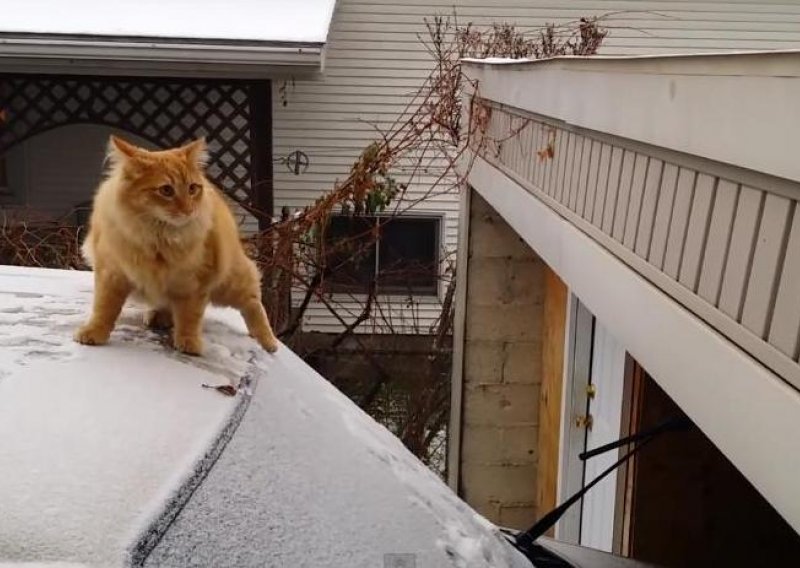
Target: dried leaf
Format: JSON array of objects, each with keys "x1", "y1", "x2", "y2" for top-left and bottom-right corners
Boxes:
[{"x1": 201, "y1": 383, "x2": 237, "y2": 397}]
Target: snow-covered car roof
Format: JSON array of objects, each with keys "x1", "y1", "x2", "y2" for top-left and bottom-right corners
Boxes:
[{"x1": 0, "y1": 266, "x2": 530, "y2": 567}]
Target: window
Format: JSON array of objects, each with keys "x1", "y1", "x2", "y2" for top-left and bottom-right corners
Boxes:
[{"x1": 323, "y1": 215, "x2": 440, "y2": 296}]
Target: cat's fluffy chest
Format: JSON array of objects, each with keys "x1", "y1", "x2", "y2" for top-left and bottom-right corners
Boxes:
[{"x1": 116, "y1": 226, "x2": 213, "y2": 306}]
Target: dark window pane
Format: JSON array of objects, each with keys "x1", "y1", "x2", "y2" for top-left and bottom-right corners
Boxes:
[
  {"x1": 378, "y1": 217, "x2": 439, "y2": 295},
  {"x1": 0, "y1": 156, "x2": 9, "y2": 195},
  {"x1": 323, "y1": 215, "x2": 377, "y2": 293}
]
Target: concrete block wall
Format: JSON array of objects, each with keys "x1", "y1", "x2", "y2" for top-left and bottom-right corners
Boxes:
[{"x1": 459, "y1": 191, "x2": 544, "y2": 529}]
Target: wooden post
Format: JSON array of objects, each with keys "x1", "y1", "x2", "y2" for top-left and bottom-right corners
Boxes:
[
  {"x1": 248, "y1": 80, "x2": 279, "y2": 316},
  {"x1": 248, "y1": 80, "x2": 273, "y2": 231}
]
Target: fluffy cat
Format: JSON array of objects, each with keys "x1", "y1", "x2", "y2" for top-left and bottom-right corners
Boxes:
[{"x1": 75, "y1": 135, "x2": 279, "y2": 356}]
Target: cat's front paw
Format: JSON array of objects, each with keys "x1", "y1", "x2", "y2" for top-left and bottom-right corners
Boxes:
[
  {"x1": 173, "y1": 334, "x2": 204, "y2": 356},
  {"x1": 74, "y1": 324, "x2": 111, "y2": 346}
]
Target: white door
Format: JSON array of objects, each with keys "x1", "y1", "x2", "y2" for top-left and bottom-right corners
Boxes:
[{"x1": 579, "y1": 320, "x2": 627, "y2": 552}]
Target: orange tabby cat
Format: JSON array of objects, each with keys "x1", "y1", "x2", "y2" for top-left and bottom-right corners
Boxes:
[{"x1": 75, "y1": 135, "x2": 279, "y2": 356}]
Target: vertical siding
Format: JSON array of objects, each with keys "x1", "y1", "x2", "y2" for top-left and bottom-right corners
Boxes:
[
  {"x1": 480, "y1": 98, "x2": 800, "y2": 386},
  {"x1": 769, "y1": 207, "x2": 800, "y2": 360},
  {"x1": 697, "y1": 179, "x2": 738, "y2": 305},
  {"x1": 633, "y1": 158, "x2": 663, "y2": 259},
  {"x1": 718, "y1": 187, "x2": 764, "y2": 321}
]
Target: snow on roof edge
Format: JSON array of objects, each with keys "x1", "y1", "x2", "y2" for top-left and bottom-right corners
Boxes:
[
  {"x1": 0, "y1": 0, "x2": 338, "y2": 46},
  {"x1": 461, "y1": 48, "x2": 800, "y2": 66}
]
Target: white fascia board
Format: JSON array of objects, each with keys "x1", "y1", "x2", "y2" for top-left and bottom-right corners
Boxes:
[
  {"x1": 466, "y1": 156, "x2": 800, "y2": 533},
  {"x1": 463, "y1": 51, "x2": 800, "y2": 185},
  {"x1": 0, "y1": 37, "x2": 323, "y2": 78}
]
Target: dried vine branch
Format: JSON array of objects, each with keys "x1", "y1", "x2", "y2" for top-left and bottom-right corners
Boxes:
[{"x1": 0, "y1": 15, "x2": 607, "y2": 475}]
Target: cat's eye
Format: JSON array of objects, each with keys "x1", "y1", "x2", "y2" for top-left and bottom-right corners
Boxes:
[
  {"x1": 158, "y1": 184, "x2": 175, "y2": 197},
  {"x1": 188, "y1": 183, "x2": 201, "y2": 195}
]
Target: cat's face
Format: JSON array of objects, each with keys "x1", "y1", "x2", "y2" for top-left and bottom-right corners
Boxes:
[{"x1": 109, "y1": 136, "x2": 209, "y2": 227}]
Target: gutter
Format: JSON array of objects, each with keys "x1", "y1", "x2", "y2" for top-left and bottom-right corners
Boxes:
[{"x1": 0, "y1": 34, "x2": 324, "y2": 78}]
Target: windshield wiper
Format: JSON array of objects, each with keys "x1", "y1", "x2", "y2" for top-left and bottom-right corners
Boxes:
[{"x1": 512, "y1": 416, "x2": 690, "y2": 558}]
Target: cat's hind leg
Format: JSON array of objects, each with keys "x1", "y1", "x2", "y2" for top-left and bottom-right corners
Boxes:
[
  {"x1": 74, "y1": 269, "x2": 131, "y2": 346},
  {"x1": 212, "y1": 281, "x2": 279, "y2": 353},
  {"x1": 237, "y1": 297, "x2": 279, "y2": 353}
]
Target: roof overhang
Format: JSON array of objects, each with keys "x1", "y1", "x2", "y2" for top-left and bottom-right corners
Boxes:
[
  {"x1": 0, "y1": 35, "x2": 325, "y2": 79},
  {"x1": 463, "y1": 49, "x2": 800, "y2": 184},
  {"x1": 0, "y1": 0, "x2": 336, "y2": 78}
]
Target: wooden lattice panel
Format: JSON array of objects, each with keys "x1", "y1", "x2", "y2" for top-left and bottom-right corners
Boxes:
[{"x1": 0, "y1": 74, "x2": 258, "y2": 207}]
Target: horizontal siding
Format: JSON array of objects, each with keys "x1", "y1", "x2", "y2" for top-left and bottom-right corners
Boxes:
[{"x1": 479, "y1": 100, "x2": 800, "y2": 389}]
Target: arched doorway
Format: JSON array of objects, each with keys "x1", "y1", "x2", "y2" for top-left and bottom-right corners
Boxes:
[{"x1": 0, "y1": 74, "x2": 273, "y2": 229}]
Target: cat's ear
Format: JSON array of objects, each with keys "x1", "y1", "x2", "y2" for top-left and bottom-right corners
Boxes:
[
  {"x1": 181, "y1": 138, "x2": 209, "y2": 169},
  {"x1": 107, "y1": 135, "x2": 143, "y2": 163}
]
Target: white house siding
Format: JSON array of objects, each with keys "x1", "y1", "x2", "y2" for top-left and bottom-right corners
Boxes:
[{"x1": 272, "y1": 0, "x2": 800, "y2": 333}]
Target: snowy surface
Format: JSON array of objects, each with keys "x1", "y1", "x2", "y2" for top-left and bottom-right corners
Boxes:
[
  {"x1": 0, "y1": 266, "x2": 268, "y2": 565},
  {"x1": 0, "y1": 0, "x2": 336, "y2": 44},
  {"x1": 0, "y1": 266, "x2": 530, "y2": 568},
  {"x1": 146, "y1": 336, "x2": 531, "y2": 568},
  {"x1": 461, "y1": 50, "x2": 800, "y2": 66}
]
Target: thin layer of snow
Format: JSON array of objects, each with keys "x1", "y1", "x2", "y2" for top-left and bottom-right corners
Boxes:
[
  {"x1": 461, "y1": 49, "x2": 800, "y2": 66},
  {"x1": 0, "y1": 0, "x2": 336, "y2": 44},
  {"x1": 0, "y1": 266, "x2": 270, "y2": 566},
  {"x1": 147, "y1": 328, "x2": 531, "y2": 567},
  {"x1": 1, "y1": 266, "x2": 530, "y2": 567}
]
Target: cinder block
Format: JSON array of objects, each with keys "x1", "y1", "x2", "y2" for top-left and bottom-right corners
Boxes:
[
  {"x1": 463, "y1": 383, "x2": 540, "y2": 427},
  {"x1": 468, "y1": 498, "x2": 502, "y2": 524},
  {"x1": 463, "y1": 340, "x2": 504, "y2": 385},
  {"x1": 460, "y1": 424, "x2": 505, "y2": 464},
  {"x1": 467, "y1": 256, "x2": 545, "y2": 308},
  {"x1": 465, "y1": 304, "x2": 542, "y2": 342},
  {"x1": 461, "y1": 462, "x2": 538, "y2": 504},
  {"x1": 469, "y1": 221, "x2": 534, "y2": 260},
  {"x1": 508, "y1": 258, "x2": 545, "y2": 304},
  {"x1": 466, "y1": 257, "x2": 514, "y2": 305},
  {"x1": 500, "y1": 425, "x2": 539, "y2": 463},
  {"x1": 461, "y1": 424, "x2": 538, "y2": 466},
  {"x1": 498, "y1": 504, "x2": 538, "y2": 530},
  {"x1": 502, "y1": 341, "x2": 543, "y2": 385},
  {"x1": 469, "y1": 195, "x2": 535, "y2": 260}
]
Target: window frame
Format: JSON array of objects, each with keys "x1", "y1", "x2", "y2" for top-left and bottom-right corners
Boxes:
[{"x1": 320, "y1": 213, "x2": 443, "y2": 298}]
